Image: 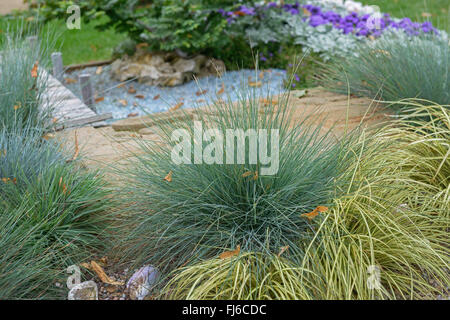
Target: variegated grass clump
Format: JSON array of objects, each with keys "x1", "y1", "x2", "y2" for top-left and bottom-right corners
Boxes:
[
  {"x1": 162, "y1": 101, "x2": 449, "y2": 300},
  {"x1": 0, "y1": 128, "x2": 114, "y2": 299},
  {"x1": 163, "y1": 251, "x2": 307, "y2": 300}
]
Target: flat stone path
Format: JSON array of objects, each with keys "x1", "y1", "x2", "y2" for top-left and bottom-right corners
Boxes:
[{"x1": 0, "y1": 0, "x2": 27, "y2": 15}]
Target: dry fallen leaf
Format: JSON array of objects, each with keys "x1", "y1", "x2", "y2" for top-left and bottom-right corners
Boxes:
[
  {"x1": 127, "y1": 112, "x2": 138, "y2": 118},
  {"x1": 95, "y1": 96, "x2": 105, "y2": 103},
  {"x1": 117, "y1": 83, "x2": 125, "y2": 89},
  {"x1": 277, "y1": 245, "x2": 289, "y2": 257},
  {"x1": 153, "y1": 94, "x2": 160, "y2": 100},
  {"x1": 128, "y1": 86, "x2": 137, "y2": 94},
  {"x1": 90, "y1": 260, "x2": 123, "y2": 286},
  {"x1": 135, "y1": 94, "x2": 145, "y2": 99},
  {"x1": 242, "y1": 171, "x2": 253, "y2": 178},
  {"x1": 118, "y1": 99, "x2": 128, "y2": 107},
  {"x1": 42, "y1": 133, "x2": 55, "y2": 141},
  {"x1": 217, "y1": 82, "x2": 225, "y2": 95},
  {"x1": 59, "y1": 177, "x2": 68, "y2": 195},
  {"x1": 1, "y1": 177, "x2": 16, "y2": 184},
  {"x1": 196, "y1": 89, "x2": 208, "y2": 96},
  {"x1": 219, "y1": 245, "x2": 241, "y2": 260},
  {"x1": 163, "y1": 171, "x2": 173, "y2": 182},
  {"x1": 80, "y1": 262, "x2": 92, "y2": 270},
  {"x1": 95, "y1": 66, "x2": 103, "y2": 75},
  {"x1": 259, "y1": 98, "x2": 277, "y2": 106},
  {"x1": 258, "y1": 71, "x2": 265, "y2": 80},
  {"x1": 65, "y1": 78, "x2": 77, "y2": 84},
  {"x1": 301, "y1": 206, "x2": 328, "y2": 221},
  {"x1": 169, "y1": 102, "x2": 184, "y2": 112},
  {"x1": 31, "y1": 61, "x2": 38, "y2": 78},
  {"x1": 249, "y1": 81, "x2": 262, "y2": 88},
  {"x1": 71, "y1": 130, "x2": 80, "y2": 162}
]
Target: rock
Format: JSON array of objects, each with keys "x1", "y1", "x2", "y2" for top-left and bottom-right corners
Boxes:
[
  {"x1": 126, "y1": 265, "x2": 159, "y2": 300},
  {"x1": 68, "y1": 281, "x2": 98, "y2": 300},
  {"x1": 110, "y1": 49, "x2": 225, "y2": 87}
]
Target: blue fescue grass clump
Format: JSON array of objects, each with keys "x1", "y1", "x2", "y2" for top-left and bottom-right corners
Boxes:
[
  {"x1": 318, "y1": 33, "x2": 449, "y2": 108},
  {"x1": 115, "y1": 87, "x2": 356, "y2": 274},
  {"x1": 0, "y1": 26, "x2": 56, "y2": 131},
  {"x1": 0, "y1": 128, "x2": 113, "y2": 299}
]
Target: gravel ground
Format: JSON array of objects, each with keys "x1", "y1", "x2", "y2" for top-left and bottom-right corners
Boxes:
[{"x1": 63, "y1": 65, "x2": 288, "y2": 122}]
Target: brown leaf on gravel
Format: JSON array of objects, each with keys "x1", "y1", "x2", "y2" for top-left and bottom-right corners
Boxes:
[
  {"x1": 95, "y1": 97, "x2": 105, "y2": 103},
  {"x1": 219, "y1": 245, "x2": 240, "y2": 260},
  {"x1": 135, "y1": 94, "x2": 145, "y2": 99},
  {"x1": 153, "y1": 94, "x2": 160, "y2": 100},
  {"x1": 249, "y1": 81, "x2": 262, "y2": 88},
  {"x1": 96, "y1": 66, "x2": 103, "y2": 75},
  {"x1": 128, "y1": 86, "x2": 136, "y2": 94},
  {"x1": 217, "y1": 82, "x2": 225, "y2": 95},
  {"x1": 163, "y1": 171, "x2": 173, "y2": 182},
  {"x1": 90, "y1": 261, "x2": 123, "y2": 286},
  {"x1": 118, "y1": 99, "x2": 128, "y2": 106},
  {"x1": 117, "y1": 83, "x2": 125, "y2": 89},
  {"x1": 127, "y1": 112, "x2": 139, "y2": 118},
  {"x1": 259, "y1": 71, "x2": 264, "y2": 80},
  {"x1": 196, "y1": 89, "x2": 208, "y2": 96}
]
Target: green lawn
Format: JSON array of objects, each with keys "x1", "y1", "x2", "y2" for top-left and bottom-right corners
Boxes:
[
  {"x1": 360, "y1": 0, "x2": 449, "y2": 31},
  {"x1": 44, "y1": 17, "x2": 127, "y2": 65},
  {"x1": 0, "y1": 16, "x2": 126, "y2": 65}
]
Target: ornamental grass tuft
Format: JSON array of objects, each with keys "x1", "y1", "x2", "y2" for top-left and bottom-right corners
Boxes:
[
  {"x1": 0, "y1": 26, "x2": 57, "y2": 132},
  {"x1": 114, "y1": 85, "x2": 356, "y2": 274},
  {"x1": 0, "y1": 128, "x2": 114, "y2": 299},
  {"x1": 317, "y1": 34, "x2": 449, "y2": 109}
]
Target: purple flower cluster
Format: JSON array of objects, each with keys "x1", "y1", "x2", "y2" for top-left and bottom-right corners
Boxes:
[
  {"x1": 218, "y1": 2, "x2": 439, "y2": 37},
  {"x1": 302, "y1": 4, "x2": 439, "y2": 37},
  {"x1": 218, "y1": 5, "x2": 256, "y2": 24}
]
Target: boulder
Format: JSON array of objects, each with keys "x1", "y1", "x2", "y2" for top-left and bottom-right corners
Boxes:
[
  {"x1": 68, "y1": 281, "x2": 98, "y2": 300},
  {"x1": 110, "y1": 49, "x2": 225, "y2": 87}
]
